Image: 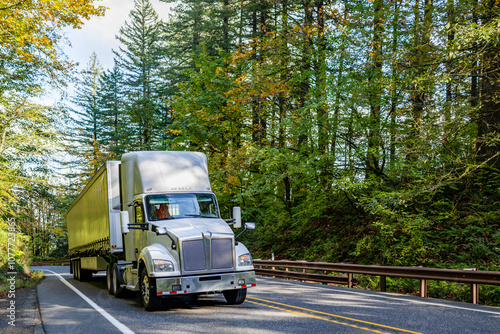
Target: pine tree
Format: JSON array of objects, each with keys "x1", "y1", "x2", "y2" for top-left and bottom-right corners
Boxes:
[
  {"x1": 98, "y1": 63, "x2": 126, "y2": 156},
  {"x1": 114, "y1": 0, "x2": 167, "y2": 150},
  {"x1": 71, "y1": 51, "x2": 106, "y2": 178}
]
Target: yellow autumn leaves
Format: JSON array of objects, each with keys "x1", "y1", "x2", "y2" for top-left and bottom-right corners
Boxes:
[{"x1": 0, "y1": 0, "x2": 106, "y2": 89}]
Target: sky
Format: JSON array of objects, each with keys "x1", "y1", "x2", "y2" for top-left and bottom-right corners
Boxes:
[{"x1": 63, "y1": 0, "x2": 172, "y2": 71}]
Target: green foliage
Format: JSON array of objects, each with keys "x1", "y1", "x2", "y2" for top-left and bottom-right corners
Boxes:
[
  {"x1": 0, "y1": 219, "x2": 29, "y2": 267},
  {"x1": 0, "y1": 0, "x2": 106, "y2": 94},
  {"x1": 0, "y1": 218, "x2": 43, "y2": 294}
]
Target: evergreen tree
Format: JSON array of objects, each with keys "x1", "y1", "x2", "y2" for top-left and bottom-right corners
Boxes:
[
  {"x1": 71, "y1": 52, "x2": 106, "y2": 179},
  {"x1": 114, "y1": 0, "x2": 167, "y2": 150},
  {"x1": 98, "y1": 63, "x2": 126, "y2": 156}
]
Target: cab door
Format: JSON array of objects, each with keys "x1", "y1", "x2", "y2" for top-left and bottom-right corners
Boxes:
[{"x1": 133, "y1": 201, "x2": 149, "y2": 260}]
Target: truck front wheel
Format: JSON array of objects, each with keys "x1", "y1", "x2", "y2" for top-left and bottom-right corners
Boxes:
[
  {"x1": 140, "y1": 268, "x2": 162, "y2": 311},
  {"x1": 223, "y1": 288, "x2": 247, "y2": 305}
]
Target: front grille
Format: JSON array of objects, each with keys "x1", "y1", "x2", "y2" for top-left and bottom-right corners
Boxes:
[
  {"x1": 182, "y1": 237, "x2": 234, "y2": 272},
  {"x1": 182, "y1": 240, "x2": 206, "y2": 271},
  {"x1": 211, "y1": 238, "x2": 233, "y2": 269}
]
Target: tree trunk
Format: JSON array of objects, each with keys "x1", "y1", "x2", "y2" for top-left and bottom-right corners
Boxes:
[
  {"x1": 407, "y1": 0, "x2": 432, "y2": 163},
  {"x1": 366, "y1": 0, "x2": 383, "y2": 180},
  {"x1": 478, "y1": 0, "x2": 500, "y2": 169},
  {"x1": 389, "y1": 0, "x2": 400, "y2": 171},
  {"x1": 296, "y1": 0, "x2": 314, "y2": 149}
]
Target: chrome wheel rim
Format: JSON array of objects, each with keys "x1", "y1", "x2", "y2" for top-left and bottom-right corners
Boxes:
[{"x1": 142, "y1": 274, "x2": 150, "y2": 303}]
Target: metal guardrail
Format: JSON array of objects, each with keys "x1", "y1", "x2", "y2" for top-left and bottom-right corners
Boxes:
[
  {"x1": 31, "y1": 260, "x2": 70, "y2": 266},
  {"x1": 32, "y1": 259, "x2": 499, "y2": 304},
  {"x1": 253, "y1": 260, "x2": 500, "y2": 304}
]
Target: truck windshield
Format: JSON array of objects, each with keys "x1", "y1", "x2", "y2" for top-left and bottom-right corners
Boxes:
[{"x1": 145, "y1": 194, "x2": 220, "y2": 221}]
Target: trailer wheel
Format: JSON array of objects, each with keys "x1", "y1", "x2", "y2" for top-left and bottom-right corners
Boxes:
[
  {"x1": 140, "y1": 268, "x2": 161, "y2": 311},
  {"x1": 75, "y1": 260, "x2": 81, "y2": 281},
  {"x1": 112, "y1": 264, "x2": 126, "y2": 298},
  {"x1": 71, "y1": 261, "x2": 77, "y2": 280},
  {"x1": 223, "y1": 288, "x2": 247, "y2": 305},
  {"x1": 106, "y1": 265, "x2": 114, "y2": 295}
]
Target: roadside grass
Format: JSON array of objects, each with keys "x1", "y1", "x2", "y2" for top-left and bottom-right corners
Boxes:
[{"x1": 0, "y1": 264, "x2": 44, "y2": 297}]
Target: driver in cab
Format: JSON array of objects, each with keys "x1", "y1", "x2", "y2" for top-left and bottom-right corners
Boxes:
[{"x1": 156, "y1": 203, "x2": 171, "y2": 219}]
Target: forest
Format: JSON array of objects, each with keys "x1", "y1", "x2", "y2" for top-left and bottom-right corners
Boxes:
[{"x1": 0, "y1": 0, "x2": 499, "y2": 302}]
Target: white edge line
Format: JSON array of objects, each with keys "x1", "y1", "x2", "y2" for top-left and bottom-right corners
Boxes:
[
  {"x1": 44, "y1": 270, "x2": 135, "y2": 334},
  {"x1": 257, "y1": 277, "x2": 500, "y2": 316}
]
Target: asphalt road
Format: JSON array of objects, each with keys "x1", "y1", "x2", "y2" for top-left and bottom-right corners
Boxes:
[{"x1": 32, "y1": 266, "x2": 500, "y2": 334}]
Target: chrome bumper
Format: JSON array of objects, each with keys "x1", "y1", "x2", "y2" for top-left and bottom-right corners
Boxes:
[{"x1": 155, "y1": 271, "x2": 256, "y2": 296}]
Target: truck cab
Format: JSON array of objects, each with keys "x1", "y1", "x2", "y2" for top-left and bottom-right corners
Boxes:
[
  {"x1": 68, "y1": 151, "x2": 256, "y2": 311},
  {"x1": 115, "y1": 151, "x2": 255, "y2": 310}
]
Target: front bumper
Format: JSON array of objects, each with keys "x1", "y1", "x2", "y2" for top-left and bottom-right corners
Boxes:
[{"x1": 155, "y1": 271, "x2": 256, "y2": 296}]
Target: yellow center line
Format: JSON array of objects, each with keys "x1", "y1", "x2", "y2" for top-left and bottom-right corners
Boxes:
[
  {"x1": 248, "y1": 297, "x2": 423, "y2": 334},
  {"x1": 247, "y1": 300, "x2": 391, "y2": 334}
]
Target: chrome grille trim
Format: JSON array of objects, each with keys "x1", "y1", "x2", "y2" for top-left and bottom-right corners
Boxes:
[
  {"x1": 182, "y1": 239, "x2": 206, "y2": 271},
  {"x1": 211, "y1": 238, "x2": 233, "y2": 269}
]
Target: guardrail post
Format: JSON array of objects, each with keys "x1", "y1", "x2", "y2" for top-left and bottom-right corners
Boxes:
[
  {"x1": 420, "y1": 279, "x2": 427, "y2": 298},
  {"x1": 471, "y1": 283, "x2": 479, "y2": 304},
  {"x1": 348, "y1": 273, "x2": 353, "y2": 288},
  {"x1": 380, "y1": 276, "x2": 386, "y2": 292},
  {"x1": 322, "y1": 271, "x2": 327, "y2": 285},
  {"x1": 471, "y1": 268, "x2": 478, "y2": 304}
]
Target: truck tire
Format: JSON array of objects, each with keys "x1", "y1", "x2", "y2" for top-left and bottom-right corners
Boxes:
[
  {"x1": 140, "y1": 268, "x2": 162, "y2": 311},
  {"x1": 75, "y1": 260, "x2": 81, "y2": 281},
  {"x1": 71, "y1": 260, "x2": 77, "y2": 280},
  {"x1": 223, "y1": 288, "x2": 247, "y2": 305},
  {"x1": 74, "y1": 260, "x2": 91, "y2": 282},
  {"x1": 106, "y1": 265, "x2": 114, "y2": 295},
  {"x1": 112, "y1": 264, "x2": 126, "y2": 298}
]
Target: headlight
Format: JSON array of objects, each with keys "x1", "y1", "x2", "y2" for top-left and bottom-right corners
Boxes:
[
  {"x1": 238, "y1": 253, "x2": 253, "y2": 266},
  {"x1": 153, "y1": 259, "x2": 174, "y2": 272}
]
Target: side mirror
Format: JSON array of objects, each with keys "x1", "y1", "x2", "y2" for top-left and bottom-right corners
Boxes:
[
  {"x1": 154, "y1": 226, "x2": 177, "y2": 249},
  {"x1": 156, "y1": 226, "x2": 168, "y2": 235},
  {"x1": 120, "y1": 211, "x2": 130, "y2": 234},
  {"x1": 235, "y1": 222, "x2": 255, "y2": 243},
  {"x1": 244, "y1": 222, "x2": 255, "y2": 231},
  {"x1": 233, "y1": 207, "x2": 242, "y2": 229}
]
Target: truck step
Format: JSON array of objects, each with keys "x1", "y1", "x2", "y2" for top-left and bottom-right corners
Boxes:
[{"x1": 124, "y1": 284, "x2": 139, "y2": 292}]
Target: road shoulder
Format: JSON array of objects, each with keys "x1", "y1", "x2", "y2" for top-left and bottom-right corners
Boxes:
[{"x1": 0, "y1": 285, "x2": 44, "y2": 334}]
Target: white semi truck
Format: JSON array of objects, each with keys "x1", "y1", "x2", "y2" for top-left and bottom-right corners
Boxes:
[{"x1": 67, "y1": 151, "x2": 256, "y2": 311}]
